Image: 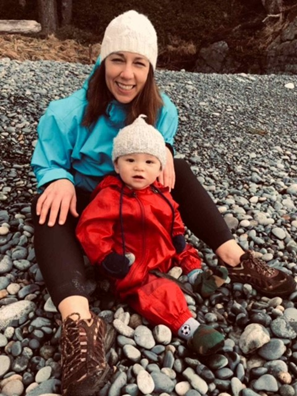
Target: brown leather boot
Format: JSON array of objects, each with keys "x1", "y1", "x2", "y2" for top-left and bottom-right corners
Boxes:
[
  {"x1": 220, "y1": 250, "x2": 296, "y2": 297},
  {"x1": 61, "y1": 312, "x2": 112, "y2": 396}
]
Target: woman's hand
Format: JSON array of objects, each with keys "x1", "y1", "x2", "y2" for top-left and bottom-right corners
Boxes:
[
  {"x1": 36, "y1": 179, "x2": 79, "y2": 227},
  {"x1": 158, "y1": 147, "x2": 175, "y2": 191}
]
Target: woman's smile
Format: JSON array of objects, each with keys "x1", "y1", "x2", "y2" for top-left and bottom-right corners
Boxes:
[
  {"x1": 105, "y1": 52, "x2": 150, "y2": 104},
  {"x1": 116, "y1": 82, "x2": 135, "y2": 91}
]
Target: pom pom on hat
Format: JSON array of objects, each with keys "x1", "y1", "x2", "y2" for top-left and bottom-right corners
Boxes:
[
  {"x1": 100, "y1": 10, "x2": 158, "y2": 70},
  {"x1": 112, "y1": 115, "x2": 167, "y2": 169}
]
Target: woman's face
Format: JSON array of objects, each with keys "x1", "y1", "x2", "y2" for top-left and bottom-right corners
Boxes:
[{"x1": 105, "y1": 51, "x2": 150, "y2": 104}]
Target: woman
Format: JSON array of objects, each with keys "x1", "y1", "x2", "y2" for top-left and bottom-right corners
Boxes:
[{"x1": 31, "y1": 10, "x2": 295, "y2": 396}]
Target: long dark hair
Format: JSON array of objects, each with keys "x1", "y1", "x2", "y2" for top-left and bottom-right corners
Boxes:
[{"x1": 82, "y1": 60, "x2": 163, "y2": 128}]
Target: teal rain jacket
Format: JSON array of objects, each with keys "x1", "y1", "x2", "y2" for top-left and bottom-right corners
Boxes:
[{"x1": 31, "y1": 58, "x2": 178, "y2": 192}]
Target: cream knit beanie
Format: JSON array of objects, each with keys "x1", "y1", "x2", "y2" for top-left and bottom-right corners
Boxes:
[
  {"x1": 112, "y1": 115, "x2": 167, "y2": 169},
  {"x1": 100, "y1": 10, "x2": 158, "y2": 70}
]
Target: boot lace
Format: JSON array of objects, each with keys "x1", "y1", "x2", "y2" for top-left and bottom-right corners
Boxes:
[
  {"x1": 242, "y1": 252, "x2": 276, "y2": 277},
  {"x1": 62, "y1": 313, "x2": 89, "y2": 382}
]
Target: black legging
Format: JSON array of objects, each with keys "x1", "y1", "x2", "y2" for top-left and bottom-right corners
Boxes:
[{"x1": 31, "y1": 159, "x2": 233, "y2": 307}]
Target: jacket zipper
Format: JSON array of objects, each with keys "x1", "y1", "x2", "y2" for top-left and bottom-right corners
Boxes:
[{"x1": 126, "y1": 192, "x2": 147, "y2": 284}]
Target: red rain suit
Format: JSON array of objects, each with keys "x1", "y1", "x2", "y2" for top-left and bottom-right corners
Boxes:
[{"x1": 76, "y1": 175, "x2": 202, "y2": 333}]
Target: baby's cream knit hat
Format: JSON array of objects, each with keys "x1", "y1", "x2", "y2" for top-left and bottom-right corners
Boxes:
[
  {"x1": 112, "y1": 115, "x2": 166, "y2": 169},
  {"x1": 100, "y1": 10, "x2": 158, "y2": 70}
]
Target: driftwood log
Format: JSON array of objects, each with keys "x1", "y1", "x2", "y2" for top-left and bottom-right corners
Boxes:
[{"x1": 0, "y1": 20, "x2": 41, "y2": 34}]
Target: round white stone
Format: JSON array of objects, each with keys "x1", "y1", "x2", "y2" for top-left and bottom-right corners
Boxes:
[{"x1": 137, "y1": 370, "x2": 155, "y2": 394}]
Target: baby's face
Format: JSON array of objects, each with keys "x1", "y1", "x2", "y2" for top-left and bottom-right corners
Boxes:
[{"x1": 114, "y1": 153, "x2": 162, "y2": 190}]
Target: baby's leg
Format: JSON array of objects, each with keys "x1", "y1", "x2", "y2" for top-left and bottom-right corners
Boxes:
[{"x1": 127, "y1": 274, "x2": 224, "y2": 355}]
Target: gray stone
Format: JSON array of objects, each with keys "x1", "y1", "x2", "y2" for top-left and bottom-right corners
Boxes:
[
  {"x1": 284, "y1": 307, "x2": 297, "y2": 331},
  {"x1": 241, "y1": 389, "x2": 261, "y2": 396},
  {"x1": 175, "y1": 381, "x2": 191, "y2": 395},
  {"x1": 0, "y1": 333, "x2": 8, "y2": 347},
  {"x1": 185, "y1": 391, "x2": 201, "y2": 396},
  {"x1": 253, "y1": 374, "x2": 279, "y2": 392},
  {"x1": 113, "y1": 319, "x2": 134, "y2": 337},
  {"x1": 161, "y1": 367, "x2": 176, "y2": 380},
  {"x1": 6, "y1": 283, "x2": 21, "y2": 295},
  {"x1": 0, "y1": 301, "x2": 36, "y2": 330},
  {"x1": 136, "y1": 370, "x2": 154, "y2": 394},
  {"x1": 264, "y1": 360, "x2": 288, "y2": 376},
  {"x1": 215, "y1": 367, "x2": 234, "y2": 379},
  {"x1": 11, "y1": 246, "x2": 27, "y2": 260},
  {"x1": 151, "y1": 372, "x2": 175, "y2": 393},
  {"x1": 0, "y1": 255, "x2": 13, "y2": 274},
  {"x1": 0, "y1": 355, "x2": 11, "y2": 377},
  {"x1": 224, "y1": 215, "x2": 239, "y2": 230},
  {"x1": 35, "y1": 366, "x2": 52, "y2": 383},
  {"x1": 207, "y1": 354, "x2": 228, "y2": 370},
  {"x1": 270, "y1": 317, "x2": 297, "y2": 339},
  {"x1": 108, "y1": 372, "x2": 127, "y2": 396},
  {"x1": 271, "y1": 227, "x2": 286, "y2": 240},
  {"x1": 117, "y1": 335, "x2": 136, "y2": 347},
  {"x1": 44, "y1": 297, "x2": 58, "y2": 313},
  {"x1": 258, "y1": 339, "x2": 286, "y2": 360},
  {"x1": 1, "y1": 379, "x2": 24, "y2": 396},
  {"x1": 287, "y1": 184, "x2": 297, "y2": 195},
  {"x1": 231, "y1": 377, "x2": 245, "y2": 396},
  {"x1": 0, "y1": 276, "x2": 10, "y2": 290},
  {"x1": 134, "y1": 325, "x2": 155, "y2": 349},
  {"x1": 26, "y1": 379, "x2": 61, "y2": 396},
  {"x1": 13, "y1": 259, "x2": 31, "y2": 271},
  {"x1": 123, "y1": 345, "x2": 141, "y2": 362},
  {"x1": 279, "y1": 384, "x2": 295, "y2": 396},
  {"x1": 239, "y1": 324, "x2": 270, "y2": 354},
  {"x1": 182, "y1": 367, "x2": 208, "y2": 394},
  {"x1": 163, "y1": 350, "x2": 175, "y2": 369},
  {"x1": 153, "y1": 324, "x2": 172, "y2": 345}
]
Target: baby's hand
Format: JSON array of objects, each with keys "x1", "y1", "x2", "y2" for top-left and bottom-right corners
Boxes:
[
  {"x1": 102, "y1": 252, "x2": 130, "y2": 279},
  {"x1": 172, "y1": 234, "x2": 186, "y2": 253}
]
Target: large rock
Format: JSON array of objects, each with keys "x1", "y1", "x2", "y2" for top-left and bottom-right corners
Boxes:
[
  {"x1": 261, "y1": 0, "x2": 282, "y2": 14},
  {"x1": 266, "y1": 15, "x2": 297, "y2": 74},
  {"x1": 195, "y1": 41, "x2": 239, "y2": 73}
]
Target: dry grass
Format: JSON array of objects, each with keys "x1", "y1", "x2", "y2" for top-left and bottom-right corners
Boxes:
[
  {"x1": 165, "y1": 35, "x2": 197, "y2": 56},
  {"x1": 0, "y1": 33, "x2": 101, "y2": 64},
  {"x1": 259, "y1": 18, "x2": 290, "y2": 49},
  {"x1": 0, "y1": 33, "x2": 197, "y2": 70}
]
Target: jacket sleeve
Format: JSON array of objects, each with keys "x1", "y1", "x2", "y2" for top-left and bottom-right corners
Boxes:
[
  {"x1": 169, "y1": 194, "x2": 202, "y2": 274},
  {"x1": 156, "y1": 94, "x2": 178, "y2": 147},
  {"x1": 171, "y1": 197, "x2": 186, "y2": 237},
  {"x1": 76, "y1": 189, "x2": 119, "y2": 266},
  {"x1": 31, "y1": 108, "x2": 76, "y2": 190},
  {"x1": 176, "y1": 244, "x2": 202, "y2": 274}
]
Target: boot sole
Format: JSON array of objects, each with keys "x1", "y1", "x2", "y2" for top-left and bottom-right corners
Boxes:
[
  {"x1": 65, "y1": 364, "x2": 112, "y2": 396},
  {"x1": 230, "y1": 275, "x2": 296, "y2": 297}
]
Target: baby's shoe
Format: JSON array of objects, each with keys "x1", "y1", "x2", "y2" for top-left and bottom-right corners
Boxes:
[
  {"x1": 193, "y1": 266, "x2": 228, "y2": 297},
  {"x1": 188, "y1": 324, "x2": 224, "y2": 356}
]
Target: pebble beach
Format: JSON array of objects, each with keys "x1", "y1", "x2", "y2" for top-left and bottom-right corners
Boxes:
[{"x1": 0, "y1": 58, "x2": 297, "y2": 396}]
